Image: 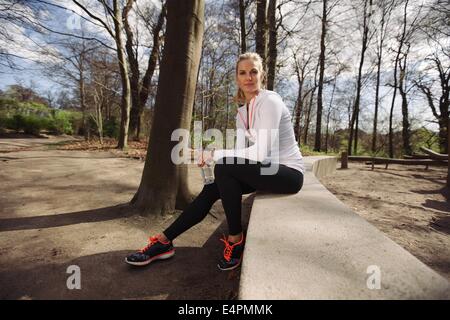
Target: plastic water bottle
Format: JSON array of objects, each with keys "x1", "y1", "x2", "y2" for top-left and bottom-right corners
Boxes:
[{"x1": 200, "y1": 161, "x2": 215, "y2": 185}]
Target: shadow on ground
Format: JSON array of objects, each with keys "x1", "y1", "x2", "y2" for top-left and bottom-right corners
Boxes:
[
  {"x1": 0, "y1": 204, "x2": 132, "y2": 232},
  {"x1": 0, "y1": 195, "x2": 256, "y2": 300}
]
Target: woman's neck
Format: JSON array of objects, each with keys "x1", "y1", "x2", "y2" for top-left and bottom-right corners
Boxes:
[{"x1": 244, "y1": 89, "x2": 261, "y2": 104}]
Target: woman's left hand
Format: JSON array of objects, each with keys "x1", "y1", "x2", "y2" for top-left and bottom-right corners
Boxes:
[{"x1": 197, "y1": 150, "x2": 214, "y2": 167}]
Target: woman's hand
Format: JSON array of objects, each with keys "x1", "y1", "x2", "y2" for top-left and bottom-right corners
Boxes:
[{"x1": 197, "y1": 149, "x2": 214, "y2": 167}]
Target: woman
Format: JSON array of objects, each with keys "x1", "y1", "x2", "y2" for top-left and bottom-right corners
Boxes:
[{"x1": 125, "y1": 52, "x2": 304, "y2": 271}]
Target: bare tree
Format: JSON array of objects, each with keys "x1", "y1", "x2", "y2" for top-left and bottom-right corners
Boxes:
[
  {"x1": 414, "y1": 53, "x2": 450, "y2": 153},
  {"x1": 255, "y1": 0, "x2": 268, "y2": 65},
  {"x1": 413, "y1": 0, "x2": 449, "y2": 154},
  {"x1": 372, "y1": 0, "x2": 395, "y2": 154},
  {"x1": 73, "y1": 0, "x2": 132, "y2": 150},
  {"x1": 387, "y1": 0, "x2": 423, "y2": 157},
  {"x1": 292, "y1": 49, "x2": 313, "y2": 142},
  {"x1": 303, "y1": 59, "x2": 320, "y2": 145},
  {"x1": 131, "y1": 0, "x2": 204, "y2": 216},
  {"x1": 239, "y1": 0, "x2": 251, "y2": 53},
  {"x1": 266, "y1": 0, "x2": 277, "y2": 90},
  {"x1": 324, "y1": 77, "x2": 337, "y2": 153},
  {"x1": 397, "y1": 41, "x2": 412, "y2": 155},
  {"x1": 42, "y1": 37, "x2": 99, "y2": 140},
  {"x1": 124, "y1": 1, "x2": 166, "y2": 141},
  {"x1": 86, "y1": 49, "x2": 122, "y2": 143},
  {"x1": 348, "y1": 0, "x2": 373, "y2": 155},
  {"x1": 314, "y1": 0, "x2": 328, "y2": 151}
]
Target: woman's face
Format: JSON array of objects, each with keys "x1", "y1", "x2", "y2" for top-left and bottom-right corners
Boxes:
[{"x1": 236, "y1": 59, "x2": 262, "y2": 97}]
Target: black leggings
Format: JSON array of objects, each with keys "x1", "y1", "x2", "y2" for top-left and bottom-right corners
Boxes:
[{"x1": 163, "y1": 157, "x2": 304, "y2": 240}]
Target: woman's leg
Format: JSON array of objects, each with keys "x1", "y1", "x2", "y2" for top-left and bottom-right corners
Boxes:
[
  {"x1": 126, "y1": 183, "x2": 223, "y2": 266},
  {"x1": 163, "y1": 166, "x2": 257, "y2": 241},
  {"x1": 125, "y1": 171, "x2": 256, "y2": 266},
  {"x1": 214, "y1": 157, "x2": 303, "y2": 237},
  {"x1": 162, "y1": 182, "x2": 220, "y2": 241}
]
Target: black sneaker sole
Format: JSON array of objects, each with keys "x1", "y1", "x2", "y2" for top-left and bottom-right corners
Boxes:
[
  {"x1": 217, "y1": 259, "x2": 241, "y2": 271},
  {"x1": 125, "y1": 250, "x2": 175, "y2": 266}
]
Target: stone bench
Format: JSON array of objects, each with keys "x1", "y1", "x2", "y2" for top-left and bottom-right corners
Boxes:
[{"x1": 238, "y1": 156, "x2": 450, "y2": 299}]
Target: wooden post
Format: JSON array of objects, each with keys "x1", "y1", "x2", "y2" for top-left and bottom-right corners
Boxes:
[
  {"x1": 447, "y1": 118, "x2": 450, "y2": 187},
  {"x1": 341, "y1": 151, "x2": 348, "y2": 169}
]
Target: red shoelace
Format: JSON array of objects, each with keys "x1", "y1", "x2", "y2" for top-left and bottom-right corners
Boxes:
[
  {"x1": 220, "y1": 235, "x2": 242, "y2": 262},
  {"x1": 139, "y1": 236, "x2": 160, "y2": 253}
]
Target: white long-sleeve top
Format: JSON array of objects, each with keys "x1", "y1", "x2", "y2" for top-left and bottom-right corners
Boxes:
[{"x1": 212, "y1": 89, "x2": 304, "y2": 174}]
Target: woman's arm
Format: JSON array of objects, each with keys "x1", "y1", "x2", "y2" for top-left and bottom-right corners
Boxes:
[{"x1": 213, "y1": 94, "x2": 283, "y2": 162}]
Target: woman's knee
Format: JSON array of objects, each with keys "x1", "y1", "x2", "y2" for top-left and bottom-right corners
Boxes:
[
  {"x1": 279, "y1": 173, "x2": 304, "y2": 194},
  {"x1": 213, "y1": 158, "x2": 233, "y2": 178},
  {"x1": 290, "y1": 174, "x2": 304, "y2": 194}
]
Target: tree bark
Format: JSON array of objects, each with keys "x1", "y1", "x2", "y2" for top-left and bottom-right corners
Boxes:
[
  {"x1": 266, "y1": 0, "x2": 277, "y2": 90},
  {"x1": 111, "y1": 0, "x2": 132, "y2": 150},
  {"x1": 315, "y1": 0, "x2": 327, "y2": 152},
  {"x1": 416, "y1": 74, "x2": 449, "y2": 154},
  {"x1": 325, "y1": 78, "x2": 337, "y2": 153},
  {"x1": 293, "y1": 54, "x2": 305, "y2": 142},
  {"x1": 388, "y1": 0, "x2": 409, "y2": 158},
  {"x1": 239, "y1": 0, "x2": 247, "y2": 53},
  {"x1": 138, "y1": 5, "x2": 166, "y2": 139},
  {"x1": 131, "y1": 0, "x2": 204, "y2": 216},
  {"x1": 448, "y1": 118, "x2": 450, "y2": 187},
  {"x1": 303, "y1": 60, "x2": 320, "y2": 145},
  {"x1": 79, "y1": 71, "x2": 88, "y2": 141},
  {"x1": 398, "y1": 51, "x2": 412, "y2": 155},
  {"x1": 255, "y1": 0, "x2": 267, "y2": 66},
  {"x1": 122, "y1": 0, "x2": 140, "y2": 141},
  {"x1": 303, "y1": 88, "x2": 314, "y2": 145},
  {"x1": 372, "y1": 0, "x2": 394, "y2": 153},
  {"x1": 124, "y1": 1, "x2": 166, "y2": 141},
  {"x1": 348, "y1": 0, "x2": 372, "y2": 156}
]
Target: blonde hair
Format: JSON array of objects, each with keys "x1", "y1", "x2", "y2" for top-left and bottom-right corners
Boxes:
[{"x1": 234, "y1": 52, "x2": 266, "y2": 104}]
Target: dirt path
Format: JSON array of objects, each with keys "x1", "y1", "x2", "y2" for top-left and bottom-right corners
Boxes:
[
  {"x1": 3, "y1": 137, "x2": 448, "y2": 299},
  {"x1": 320, "y1": 162, "x2": 450, "y2": 281},
  {"x1": 0, "y1": 137, "x2": 252, "y2": 300}
]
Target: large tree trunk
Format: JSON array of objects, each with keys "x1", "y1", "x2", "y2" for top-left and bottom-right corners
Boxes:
[
  {"x1": 266, "y1": 0, "x2": 277, "y2": 90},
  {"x1": 113, "y1": 0, "x2": 132, "y2": 150},
  {"x1": 255, "y1": 0, "x2": 267, "y2": 66},
  {"x1": 315, "y1": 0, "x2": 327, "y2": 152},
  {"x1": 131, "y1": 0, "x2": 204, "y2": 216}
]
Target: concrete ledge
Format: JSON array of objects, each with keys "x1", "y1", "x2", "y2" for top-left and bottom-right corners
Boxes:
[{"x1": 238, "y1": 156, "x2": 450, "y2": 299}]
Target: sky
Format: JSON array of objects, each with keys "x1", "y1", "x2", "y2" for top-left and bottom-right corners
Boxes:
[{"x1": 0, "y1": 0, "x2": 444, "y2": 133}]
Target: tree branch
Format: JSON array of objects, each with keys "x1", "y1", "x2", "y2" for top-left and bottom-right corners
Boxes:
[{"x1": 72, "y1": 0, "x2": 114, "y2": 38}]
